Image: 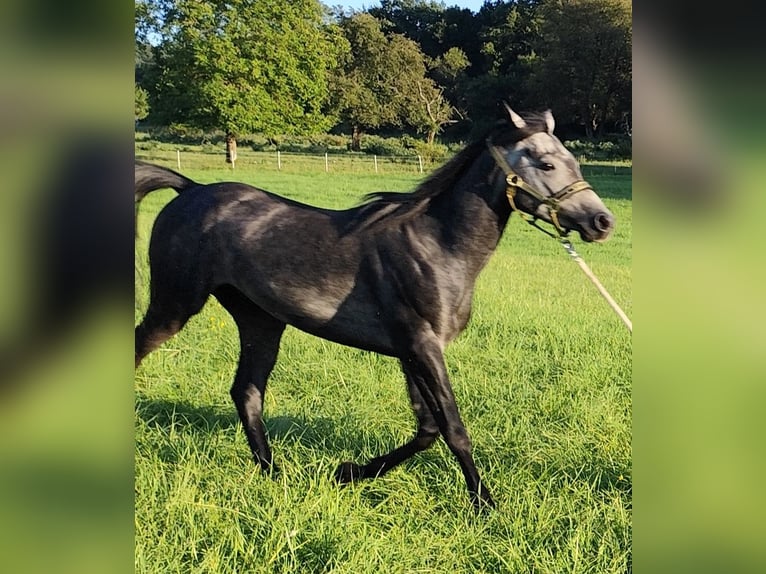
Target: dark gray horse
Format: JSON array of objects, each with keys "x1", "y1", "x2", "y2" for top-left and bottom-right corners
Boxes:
[{"x1": 135, "y1": 106, "x2": 615, "y2": 509}]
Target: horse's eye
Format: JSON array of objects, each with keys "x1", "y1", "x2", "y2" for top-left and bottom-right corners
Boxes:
[{"x1": 539, "y1": 162, "x2": 555, "y2": 171}]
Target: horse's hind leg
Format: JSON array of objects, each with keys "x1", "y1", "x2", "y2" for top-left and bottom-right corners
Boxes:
[
  {"x1": 135, "y1": 295, "x2": 207, "y2": 367},
  {"x1": 135, "y1": 246, "x2": 211, "y2": 368},
  {"x1": 335, "y1": 362, "x2": 439, "y2": 482},
  {"x1": 214, "y1": 286, "x2": 285, "y2": 472}
]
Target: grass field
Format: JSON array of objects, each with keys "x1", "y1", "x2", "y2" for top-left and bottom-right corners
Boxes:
[{"x1": 135, "y1": 158, "x2": 631, "y2": 573}]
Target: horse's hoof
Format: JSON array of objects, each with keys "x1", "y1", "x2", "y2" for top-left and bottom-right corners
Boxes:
[
  {"x1": 256, "y1": 458, "x2": 280, "y2": 478},
  {"x1": 471, "y1": 490, "x2": 497, "y2": 512},
  {"x1": 334, "y1": 461, "x2": 362, "y2": 484}
]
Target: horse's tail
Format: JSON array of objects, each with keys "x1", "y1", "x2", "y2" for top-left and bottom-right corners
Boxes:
[{"x1": 135, "y1": 160, "x2": 198, "y2": 206}]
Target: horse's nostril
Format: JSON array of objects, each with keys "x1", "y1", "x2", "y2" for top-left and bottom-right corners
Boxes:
[{"x1": 594, "y1": 212, "x2": 614, "y2": 233}]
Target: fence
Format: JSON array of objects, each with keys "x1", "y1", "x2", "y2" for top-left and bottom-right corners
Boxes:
[{"x1": 135, "y1": 147, "x2": 632, "y2": 177}]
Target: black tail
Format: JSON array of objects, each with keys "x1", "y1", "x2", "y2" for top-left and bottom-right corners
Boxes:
[{"x1": 135, "y1": 160, "x2": 198, "y2": 206}]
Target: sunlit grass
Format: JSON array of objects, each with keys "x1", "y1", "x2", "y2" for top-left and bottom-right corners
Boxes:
[{"x1": 135, "y1": 159, "x2": 631, "y2": 573}]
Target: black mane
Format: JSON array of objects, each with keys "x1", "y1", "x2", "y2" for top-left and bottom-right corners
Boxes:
[
  {"x1": 362, "y1": 112, "x2": 550, "y2": 209},
  {"x1": 345, "y1": 112, "x2": 550, "y2": 232}
]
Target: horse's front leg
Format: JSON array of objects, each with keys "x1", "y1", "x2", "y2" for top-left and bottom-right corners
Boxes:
[
  {"x1": 404, "y1": 336, "x2": 495, "y2": 509},
  {"x1": 336, "y1": 331, "x2": 495, "y2": 510}
]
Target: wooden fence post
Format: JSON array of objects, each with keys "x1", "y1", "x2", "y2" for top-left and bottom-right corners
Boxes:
[
  {"x1": 374, "y1": 155, "x2": 378, "y2": 174},
  {"x1": 417, "y1": 155, "x2": 423, "y2": 174},
  {"x1": 325, "y1": 152, "x2": 329, "y2": 173},
  {"x1": 176, "y1": 150, "x2": 181, "y2": 171},
  {"x1": 277, "y1": 150, "x2": 281, "y2": 171}
]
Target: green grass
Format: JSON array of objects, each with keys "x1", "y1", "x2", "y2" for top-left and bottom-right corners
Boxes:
[{"x1": 135, "y1": 161, "x2": 631, "y2": 573}]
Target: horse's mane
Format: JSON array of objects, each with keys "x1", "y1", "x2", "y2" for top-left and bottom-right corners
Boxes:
[{"x1": 348, "y1": 112, "x2": 549, "y2": 229}]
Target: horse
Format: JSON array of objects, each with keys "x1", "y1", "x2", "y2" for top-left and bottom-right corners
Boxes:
[{"x1": 134, "y1": 106, "x2": 615, "y2": 509}]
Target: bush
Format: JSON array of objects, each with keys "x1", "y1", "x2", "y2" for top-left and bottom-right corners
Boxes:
[
  {"x1": 360, "y1": 135, "x2": 410, "y2": 157},
  {"x1": 564, "y1": 136, "x2": 632, "y2": 161},
  {"x1": 400, "y1": 134, "x2": 419, "y2": 150},
  {"x1": 135, "y1": 140, "x2": 159, "y2": 151},
  {"x1": 247, "y1": 134, "x2": 274, "y2": 151},
  {"x1": 166, "y1": 123, "x2": 205, "y2": 144},
  {"x1": 409, "y1": 141, "x2": 450, "y2": 164}
]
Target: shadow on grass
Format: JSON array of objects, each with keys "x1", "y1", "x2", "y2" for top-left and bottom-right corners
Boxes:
[
  {"x1": 136, "y1": 395, "x2": 628, "y2": 501},
  {"x1": 135, "y1": 394, "x2": 414, "y2": 460},
  {"x1": 136, "y1": 394, "x2": 238, "y2": 432},
  {"x1": 136, "y1": 394, "x2": 516, "y2": 510},
  {"x1": 135, "y1": 394, "x2": 464, "y2": 488}
]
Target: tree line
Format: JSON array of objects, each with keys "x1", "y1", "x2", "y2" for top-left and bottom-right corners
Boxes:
[{"x1": 135, "y1": 0, "x2": 631, "y2": 153}]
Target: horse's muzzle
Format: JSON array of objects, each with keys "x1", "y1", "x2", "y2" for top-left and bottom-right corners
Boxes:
[{"x1": 580, "y1": 211, "x2": 615, "y2": 242}]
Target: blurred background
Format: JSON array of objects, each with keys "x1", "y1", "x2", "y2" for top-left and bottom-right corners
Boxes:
[
  {"x1": 0, "y1": 2, "x2": 134, "y2": 573},
  {"x1": 634, "y1": 3, "x2": 766, "y2": 573},
  {"x1": 0, "y1": 1, "x2": 764, "y2": 572}
]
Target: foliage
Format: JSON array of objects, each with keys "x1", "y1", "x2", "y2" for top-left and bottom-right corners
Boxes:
[
  {"x1": 135, "y1": 129, "x2": 632, "y2": 163},
  {"x1": 135, "y1": 85, "x2": 150, "y2": 121},
  {"x1": 406, "y1": 79, "x2": 456, "y2": 144},
  {"x1": 144, "y1": 0, "x2": 345, "y2": 139},
  {"x1": 407, "y1": 139, "x2": 450, "y2": 162},
  {"x1": 254, "y1": 133, "x2": 351, "y2": 154},
  {"x1": 136, "y1": 0, "x2": 632, "y2": 145},
  {"x1": 431, "y1": 46, "x2": 470, "y2": 85},
  {"x1": 564, "y1": 136, "x2": 633, "y2": 162},
  {"x1": 530, "y1": 0, "x2": 632, "y2": 136},
  {"x1": 331, "y1": 13, "x2": 455, "y2": 148},
  {"x1": 331, "y1": 13, "x2": 405, "y2": 147},
  {"x1": 359, "y1": 135, "x2": 410, "y2": 157}
]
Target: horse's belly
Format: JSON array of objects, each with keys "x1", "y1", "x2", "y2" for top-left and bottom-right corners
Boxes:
[
  {"x1": 233, "y1": 279, "x2": 397, "y2": 356},
  {"x1": 304, "y1": 319, "x2": 397, "y2": 357}
]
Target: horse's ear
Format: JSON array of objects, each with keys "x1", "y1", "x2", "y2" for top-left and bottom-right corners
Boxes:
[
  {"x1": 503, "y1": 101, "x2": 527, "y2": 129},
  {"x1": 543, "y1": 109, "x2": 555, "y2": 133}
]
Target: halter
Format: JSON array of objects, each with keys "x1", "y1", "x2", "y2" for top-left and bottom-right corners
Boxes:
[{"x1": 486, "y1": 138, "x2": 594, "y2": 238}]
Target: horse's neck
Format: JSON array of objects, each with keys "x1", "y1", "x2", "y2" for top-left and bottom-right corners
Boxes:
[{"x1": 428, "y1": 161, "x2": 512, "y2": 278}]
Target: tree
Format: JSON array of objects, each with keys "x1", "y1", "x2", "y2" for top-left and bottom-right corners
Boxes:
[
  {"x1": 332, "y1": 13, "x2": 455, "y2": 148},
  {"x1": 135, "y1": 85, "x2": 150, "y2": 122},
  {"x1": 475, "y1": 0, "x2": 541, "y2": 77},
  {"x1": 451, "y1": 0, "x2": 541, "y2": 129},
  {"x1": 530, "y1": 0, "x2": 631, "y2": 136},
  {"x1": 370, "y1": 0, "x2": 447, "y2": 58},
  {"x1": 135, "y1": 0, "x2": 159, "y2": 102},
  {"x1": 369, "y1": 0, "x2": 478, "y2": 128},
  {"x1": 385, "y1": 33, "x2": 457, "y2": 144},
  {"x1": 144, "y1": 0, "x2": 345, "y2": 154},
  {"x1": 410, "y1": 80, "x2": 457, "y2": 144},
  {"x1": 431, "y1": 47, "x2": 470, "y2": 84},
  {"x1": 332, "y1": 14, "x2": 399, "y2": 150}
]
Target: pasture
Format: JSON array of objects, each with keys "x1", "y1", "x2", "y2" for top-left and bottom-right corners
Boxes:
[{"x1": 135, "y1": 157, "x2": 631, "y2": 573}]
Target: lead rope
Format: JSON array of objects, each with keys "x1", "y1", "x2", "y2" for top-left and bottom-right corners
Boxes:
[
  {"x1": 511, "y1": 190, "x2": 633, "y2": 333},
  {"x1": 487, "y1": 138, "x2": 633, "y2": 334},
  {"x1": 491, "y1": 147, "x2": 632, "y2": 333},
  {"x1": 560, "y1": 239, "x2": 633, "y2": 333},
  {"x1": 509, "y1": 184, "x2": 633, "y2": 333}
]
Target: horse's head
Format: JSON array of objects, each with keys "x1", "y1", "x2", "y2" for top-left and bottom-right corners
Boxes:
[{"x1": 489, "y1": 105, "x2": 615, "y2": 243}]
